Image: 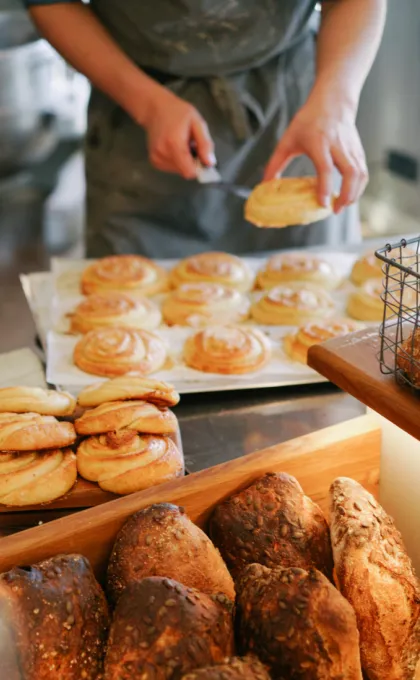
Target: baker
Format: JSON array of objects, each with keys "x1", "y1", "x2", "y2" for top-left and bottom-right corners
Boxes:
[{"x1": 26, "y1": 0, "x2": 386, "y2": 258}]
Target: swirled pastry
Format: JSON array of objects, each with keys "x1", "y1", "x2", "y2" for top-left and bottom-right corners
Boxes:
[
  {"x1": 70, "y1": 292, "x2": 161, "y2": 334},
  {"x1": 75, "y1": 400, "x2": 177, "y2": 436},
  {"x1": 256, "y1": 253, "x2": 339, "y2": 290},
  {"x1": 81, "y1": 255, "x2": 168, "y2": 296},
  {"x1": 0, "y1": 386, "x2": 75, "y2": 416},
  {"x1": 284, "y1": 319, "x2": 361, "y2": 364},
  {"x1": 77, "y1": 430, "x2": 184, "y2": 495},
  {"x1": 73, "y1": 328, "x2": 167, "y2": 377},
  {"x1": 348, "y1": 278, "x2": 417, "y2": 323},
  {"x1": 251, "y1": 284, "x2": 335, "y2": 325},
  {"x1": 350, "y1": 248, "x2": 417, "y2": 286},
  {"x1": 245, "y1": 177, "x2": 333, "y2": 228},
  {"x1": 0, "y1": 448, "x2": 77, "y2": 506},
  {"x1": 162, "y1": 282, "x2": 250, "y2": 327},
  {"x1": 170, "y1": 252, "x2": 254, "y2": 292},
  {"x1": 0, "y1": 412, "x2": 76, "y2": 452},
  {"x1": 184, "y1": 325, "x2": 271, "y2": 374},
  {"x1": 77, "y1": 376, "x2": 179, "y2": 409}
]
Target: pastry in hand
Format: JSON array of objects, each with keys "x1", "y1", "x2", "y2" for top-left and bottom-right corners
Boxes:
[
  {"x1": 73, "y1": 327, "x2": 167, "y2": 377},
  {"x1": 284, "y1": 319, "x2": 361, "y2": 364},
  {"x1": 181, "y1": 658, "x2": 271, "y2": 680},
  {"x1": 104, "y1": 577, "x2": 234, "y2": 680},
  {"x1": 78, "y1": 376, "x2": 180, "y2": 408},
  {"x1": 330, "y1": 477, "x2": 420, "y2": 680},
  {"x1": 107, "y1": 503, "x2": 235, "y2": 606},
  {"x1": 256, "y1": 252, "x2": 339, "y2": 290},
  {"x1": 75, "y1": 400, "x2": 177, "y2": 436},
  {"x1": 184, "y1": 325, "x2": 271, "y2": 374},
  {"x1": 0, "y1": 386, "x2": 75, "y2": 416},
  {"x1": 77, "y1": 430, "x2": 184, "y2": 494},
  {"x1": 209, "y1": 472, "x2": 333, "y2": 580},
  {"x1": 245, "y1": 177, "x2": 333, "y2": 228},
  {"x1": 0, "y1": 412, "x2": 76, "y2": 451},
  {"x1": 251, "y1": 284, "x2": 335, "y2": 325},
  {"x1": 81, "y1": 254, "x2": 168, "y2": 296},
  {"x1": 236, "y1": 563, "x2": 362, "y2": 680},
  {"x1": 0, "y1": 554, "x2": 109, "y2": 680},
  {"x1": 0, "y1": 448, "x2": 77, "y2": 506},
  {"x1": 350, "y1": 247, "x2": 417, "y2": 286},
  {"x1": 70, "y1": 292, "x2": 161, "y2": 334},
  {"x1": 397, "y1": 328, "x2": 420, "y2": 387},
  {"x1": 162, "y1": 282, "x2": 250, "y2": 327},
  {"x1": 170, "y1": 252, "x2": 254, "y2": 293}
]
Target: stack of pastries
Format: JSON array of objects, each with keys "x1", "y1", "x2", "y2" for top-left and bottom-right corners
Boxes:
[
  {"x1": 4, "y1": 472, "x2": 418, "y2": 679},
  {"x1": 0, "y1": 387, "x2": 77, "y2": 506}
]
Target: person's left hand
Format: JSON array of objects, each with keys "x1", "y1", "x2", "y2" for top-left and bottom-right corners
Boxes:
[{"x1": 264, "y1": 99, "x2": 369, "y2": 213}]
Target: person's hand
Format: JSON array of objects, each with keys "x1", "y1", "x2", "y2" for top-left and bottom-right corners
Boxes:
[
  {"x1": 142, "y1": 86, "x2": 216, "y2": 179},
  {"x1": 264, "y1": 99, "x2": 368, "y2": 213}
]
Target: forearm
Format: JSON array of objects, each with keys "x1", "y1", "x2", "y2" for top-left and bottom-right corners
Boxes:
[
  {"x1": 308, "y1": 0, "x2": 387, "y2": 116},
  {"x1": 29, "y1": 3, "x2": 164, "y2": 125}
]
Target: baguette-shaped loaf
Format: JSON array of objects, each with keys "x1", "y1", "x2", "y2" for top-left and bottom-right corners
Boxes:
[
  {"x1": 330, "y1": 477, "x2": 420, "y2": 680},
  {"x1": 107, "y1": 503, "x2": 235, "y2": 604}
]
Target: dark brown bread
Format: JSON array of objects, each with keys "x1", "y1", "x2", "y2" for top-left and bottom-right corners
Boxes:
[
  {"x1": 330, "y1": 477, "x2": 420, "y2": 680},
  {"x1": 181, "y1": 657, "x2": 271, "y2": 680},
  {"x1": 104, "y1": 576, "x2": 235, "y2": 680},
  {"x1": 209, "y1": 472, "x2": 333, "y2": 580},
  {"x1": 236, "y1": 563, "x2": 362, "y2": 680},
  {"x1": 0, "y1": 554, "x2": 109, "y2": 680},
  {"x1": 107, "y1": 503, "x2": 235, "y2": 605}
]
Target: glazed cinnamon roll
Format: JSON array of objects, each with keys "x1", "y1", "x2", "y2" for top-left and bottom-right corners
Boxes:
[
  {"x1": 0, "y1": 386, "x2": 75, "y2": 416},
  {"x1": 162, "y1": 282, "x2": 250, "y2": 327},
  {"x1": 75, "y1": 400, "x2": 177, "y2": 436},
  {"x1": 81, "y1": 255, "x2": 168, "y2": 296},
  {"x1": 284, "y1": 319, "x2": 361, "y2": 364},
  {"x1": 350, "y1": 248, "x2": 417, "y2": 286},
  {"x1": 245, "y1": 177, "x2": 333, "y2": 228},
  {"x1": 0, "y1": 448, "x2": 77, "y2": 506},
  {"x1": 77, "y1": 430, "x2": 184, "y2": 494},
  {"x1": 256, "y1": 253, "x2": 338, "y2": 290},
  {"x1": 251, "y1": 285, "x2": 335, "y2": 326},
  {"x1": 0, "y1": 412, "x2": 76, "y2": 451},
  {"x1": 77, "y1": 376, "x2": 179, "y2": 408},
  {"x1": 170, "y1": 252, "x2": 254, "y2": 292},
  {"x1": 73, "y1": 327, "x2": 167, "y2": 377},
  {"x1": 183, "y1": 325, "x2": 271, "y2": 374},
  {"x1": 70, "y1": 292, "x2": 161, "y2": 334}
]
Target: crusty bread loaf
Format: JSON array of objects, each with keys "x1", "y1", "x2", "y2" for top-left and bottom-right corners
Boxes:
[
  {"x1": 181, "y1": 657, "x2": 270, "y2": 680},
  {"x1": 330, "y1": 477, "x2": 420, "y2": 680},
  {"x1": 209, "y1": 472, "x2": 333, "y2": 580},
  {"x1": 74, "y1": 399, "x2": 178, "y2": 436},
  {"x1": 0, "y1": 554, "x2": 109, "y2": 680},
  {"x1": 0, "y1": 412, "x2": 76, "y2": 451},
  {"x1": 107, "y1": 503, "x2": 235, "y2": 605},
  {"x1": 236, "y1": 563, "x2": 362, "y2": 680},
  {"x1": 104, "y1": 577, "x2": 234, "y2": 680}
]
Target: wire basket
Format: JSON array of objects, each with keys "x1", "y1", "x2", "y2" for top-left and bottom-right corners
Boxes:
[{"x1": 375, "y1": 237, "x2": 420, "y2": 389}]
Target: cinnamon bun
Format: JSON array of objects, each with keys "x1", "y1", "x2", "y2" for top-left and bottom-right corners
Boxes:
[
  {"x1": 75, "y1": 400, "x2": 177, "y2": 436},
  {"x1": 70, "y1": 292, "x2": 161, "y2": 334},
  {"x1": 170, "y1": 252, "x2": 254, "y2": 292},
  {"x1": 183, "y1": 325, "x2": 271, "y2": 374},
  {"x1": 162, "y1": 282, "x2": 250, "y2": 327},
  {"x1": 77, "y1": 376, "x2": 179, "y2": 409},
  {"x1": 77, "y1": 430, "x2": 184, "y2": 495},
  {"x1": 256, "y1": 253, "x2": 338, "y2": 290},
  {"x1": 350, "y1": 248, "x2": 418, "y2": 286},
  {"x1": 0, "y1": 412, "x2": 76, "y2": 452},
  {"x1": 251, "y1": 284, "x2": 335, "y2": 325},
  {"x1": 0, "y1": 386, "x2": 75, "y2": 416},
  {"x1": 284, "y1": 319, "x2": 361, "y2": 364},
  {"x1": 81, "y1": 255, "x2": 168, "y2": 296},
  {"x1": 73, "y1": 327, "x2": 167, "y2": 377}
]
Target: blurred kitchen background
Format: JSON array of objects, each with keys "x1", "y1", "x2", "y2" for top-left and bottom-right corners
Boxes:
[{"x1": 0, "y1": 0, "x2": 419, "y2": 350}]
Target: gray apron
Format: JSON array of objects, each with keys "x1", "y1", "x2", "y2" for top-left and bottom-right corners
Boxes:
[{"x1": 85, "y1": 0, "x2": 361, "y2": 258}]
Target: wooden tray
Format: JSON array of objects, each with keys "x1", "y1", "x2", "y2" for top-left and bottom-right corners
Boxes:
[
  {"x1": 0, "y1": 415, "x2": 380, "y2": 579},
  {"x1": 307, "y1": 328, "x2": 420, "y2": 441},
  {"x1": 0, "y1": 427, "x2": 183, "y2": 527}
]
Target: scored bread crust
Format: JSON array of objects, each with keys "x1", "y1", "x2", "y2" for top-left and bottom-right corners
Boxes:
[
  {"x1": 74, "y1": 400, "x2": 178, "y2": 436},
  {"x1": 180, "y1": 657, "x2": 271, "y2": 680},
  {"x1": 330, "y1": 477, "x2": 420, "y2": 680},
  {"x1": 0, "y1": 413, "x2": 76, "y2": 451}
]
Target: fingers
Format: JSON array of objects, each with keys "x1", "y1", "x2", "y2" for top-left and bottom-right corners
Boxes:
[
  {"x1": 263, "y1": 140, "x2": 297, "y2": 181},
  {"x1": 310, "y1": 142, "x2": 334, "y2": 208},
  {"x1": 191, "y1": 117, "x2": 216, "y2": 167},
  {"x1": 332, "y1": 145, "x2": 368, "y2": 213}
]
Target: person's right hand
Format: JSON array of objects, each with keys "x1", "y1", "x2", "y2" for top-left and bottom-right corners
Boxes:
[{"x1": 142, "y1": 87, "x2": 216, "y2": 179}]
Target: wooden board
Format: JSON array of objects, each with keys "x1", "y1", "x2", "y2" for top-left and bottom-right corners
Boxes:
[
  {"x1": 0, "y1": 414, "x2": 380, "y2": 579},
  {"x1": 0, "y1": 427, "x2": 182, "y2": 516},
  {"x1": 307, "y1": 328, "x2": 420, "y2": 441}
]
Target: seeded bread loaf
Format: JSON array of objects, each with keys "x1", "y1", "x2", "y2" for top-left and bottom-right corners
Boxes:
[
  {"x1": 209, "y1": 473, "x2": 333, "y2": 580},
  {"x1": 330, "y1": 478, "x2": 420, "y2": 680},
  {"x1": 0, "y1": 554, "x2": 109, "y2": 680},
  {"x1": 104, "y1": 576, "x2": 235, "y2": 680},
  {"x1": 236, "y1": 563, "x2": 362, "y2": 680},
  {"x1": 107, "y1": 503, "x2": 235, "y2": 605},
  {"x1": 181, "y1": 657, "x2": 270, "y2": 680}
]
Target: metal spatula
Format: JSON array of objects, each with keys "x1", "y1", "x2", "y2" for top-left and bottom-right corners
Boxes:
[{"x1": 195, "y1": 162, "x2": 251, "y2": 199}]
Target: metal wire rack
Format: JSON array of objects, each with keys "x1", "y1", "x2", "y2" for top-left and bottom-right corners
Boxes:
[{"x1": 375, "y1": 237, "x2": 420, "y2": 389}]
